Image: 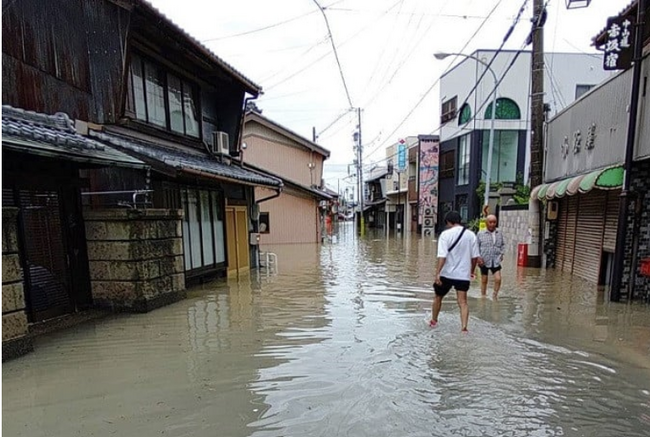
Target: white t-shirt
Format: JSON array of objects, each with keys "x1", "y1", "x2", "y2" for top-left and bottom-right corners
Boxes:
[{"x1": 437, "y1": 226, "x2": 480, "y2": 281}]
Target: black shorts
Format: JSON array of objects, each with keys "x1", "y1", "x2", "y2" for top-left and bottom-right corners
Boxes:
[
  {"x1": 479, "y1": 265, "x2": 502, "y2": 275},
  {"x1": 433, "y1": 276, "x2": 470, "y2": 297}
]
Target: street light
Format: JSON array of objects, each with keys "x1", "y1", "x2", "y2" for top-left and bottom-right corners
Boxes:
[{"x1": 434, "y1": 52, "x2": 497, "y2": 217}]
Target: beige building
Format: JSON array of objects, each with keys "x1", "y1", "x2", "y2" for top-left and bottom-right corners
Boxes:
[{"x1": 243, "y1": 111, "x2": 332, "y2": 245}]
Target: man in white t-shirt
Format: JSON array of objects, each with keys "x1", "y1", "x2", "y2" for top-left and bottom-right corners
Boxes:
[{"x1": 430, "y1": 211, "x2": 480, "y2": 332}]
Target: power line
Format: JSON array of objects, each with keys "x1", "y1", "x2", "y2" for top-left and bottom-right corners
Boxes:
[
  {"x1": 362, "y1": 0, "x2": 510, "y2": 162},
  {"x1": 201, "y1": 10, "x2": 318, "y2": 42},
  {"x1": 200, "y1": 0, "x2": 347, "y2": 42},
  {"x1": 312, "y1": 0, "x2": 354, "y2": 108}
]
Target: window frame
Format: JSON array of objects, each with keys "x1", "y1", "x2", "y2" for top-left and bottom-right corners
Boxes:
[
  {"x1": 440, "y1": 150, "x2": 455, "y2": 179},
  {"x1": 126, "y1": 53, "x2": 202, "y2": 139},
  {"x1": 457, "y1": 134, "x2": 471, "y2": 186},
  {"x1": 441, "y1": 96, "x2": 458, "y2": 124},
  {"x1": 259, "y1": 212, "x2": 270, "y2": 234}
]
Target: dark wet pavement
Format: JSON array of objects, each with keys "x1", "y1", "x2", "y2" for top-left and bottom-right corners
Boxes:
[{"x1": 4, "y1": 222, "x2": 650, "y2": 436}]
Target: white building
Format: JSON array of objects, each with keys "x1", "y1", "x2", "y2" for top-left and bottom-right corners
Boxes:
[{"x1": 437, "y1": 49, "x2": 612, "y2": 224}]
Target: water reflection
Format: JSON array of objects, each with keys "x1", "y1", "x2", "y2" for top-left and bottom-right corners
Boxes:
[{"x1": 3, "y1": 223, "x2": 650, "y2": 437}]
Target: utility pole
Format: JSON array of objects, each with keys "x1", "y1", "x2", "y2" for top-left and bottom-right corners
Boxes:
[
  {"x1": 357, "y1": 107, "x2": 365, "y2": 236},
  {"x1": 528, "y1": 0, "x2": 546, "y2": 268},
  {"x1": 611, "y1": 0, "x2": 646, "y2": 301}
]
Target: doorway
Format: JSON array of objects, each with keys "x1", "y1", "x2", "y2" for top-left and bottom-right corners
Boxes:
[{"x1": 226, "y1": 206, "x2": 250, "y2": 276}]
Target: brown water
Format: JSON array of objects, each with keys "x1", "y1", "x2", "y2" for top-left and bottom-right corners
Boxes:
[{"x1": 4, "y1": 222, "x2": 650, "y2": 436}]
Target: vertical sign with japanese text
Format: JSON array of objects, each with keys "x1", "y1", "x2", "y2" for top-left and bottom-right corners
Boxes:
[
  {"x1": 397, "y1": 140, "x2": 407, "y2": 173},
  {"x1": 603, "y1": 14, "x2": 634, "y2": 70}
]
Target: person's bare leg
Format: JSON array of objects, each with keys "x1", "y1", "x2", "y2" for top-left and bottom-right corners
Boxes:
[
  {"x1": 480, "y1": 272, "x2": 488, "y2": 296},
  {"x1": 431, "y1": 295, "x2": 443, "y2": 324},
  {"x1": 456, "y1": 291, "x2": 469, "y2": 331},
  {"x1": 493, "y1": 270, "x2": 502, "y2": 298}
]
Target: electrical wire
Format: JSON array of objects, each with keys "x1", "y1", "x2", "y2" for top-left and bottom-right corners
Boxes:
[
  {"x1": 312, "y1": 0, "x2": 354, "y2": 108},
  {"x1": 362, "y1": 0, "x2": 511, "y2": 162}
]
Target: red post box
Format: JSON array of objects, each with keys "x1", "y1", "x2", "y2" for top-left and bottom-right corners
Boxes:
[{"x1": 517, "y1": 243, "x2": 528, "y2": 267}]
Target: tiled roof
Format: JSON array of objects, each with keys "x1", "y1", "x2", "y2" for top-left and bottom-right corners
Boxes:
[
  {"x1": 90, "y1": 130, "x2": 283, "y2": 189},
  {"x1": 1, "y1": 106, "x2": 146, "y2": 168},
  {"x1": 137, "y1": 0, "x2": 262, "y2": 96}
]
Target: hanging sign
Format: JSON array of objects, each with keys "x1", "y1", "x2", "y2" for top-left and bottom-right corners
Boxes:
[{"x1": 602, "y1": 15, "x2": 634, "y2": 71}]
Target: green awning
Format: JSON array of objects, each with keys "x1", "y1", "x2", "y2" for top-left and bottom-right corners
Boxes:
[
  {"x1": 531, "y1": 165, "x2": 624, "y2": 201},
  {"x1": 595, "y1": 166, "x2": 625, "y2": 189}
]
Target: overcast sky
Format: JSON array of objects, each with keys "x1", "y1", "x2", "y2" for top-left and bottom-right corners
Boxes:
[{"x1": 148, "y1": 0, "x2": 630, "y2": 195}]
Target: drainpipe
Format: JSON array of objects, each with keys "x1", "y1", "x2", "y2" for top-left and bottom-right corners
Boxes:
[{"x1": 611, "y1": 0, "x2": 646, "y2": 302}]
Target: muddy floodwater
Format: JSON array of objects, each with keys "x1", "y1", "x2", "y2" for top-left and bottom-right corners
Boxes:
[{"x1": 4, "y1": 223, "x2": 650, "y2": 436}]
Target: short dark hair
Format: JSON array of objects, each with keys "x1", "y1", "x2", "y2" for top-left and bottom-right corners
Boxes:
[{"x1": 445, "y1": 211, "x2": 462, "y2": 225}]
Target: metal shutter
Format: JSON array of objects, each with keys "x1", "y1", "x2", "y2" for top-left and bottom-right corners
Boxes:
[
  {"x1": 556, "y1": 198, "x2": 568, "y2": 271},
  {"x1": 603, "y1": 190, "x2": 620, "y2": 252},
  {"x1": 572, "y1": 191, "x2": 606, "y2": 283},
  {"x1": 558, "y1": 196, "x2": 578, "y2": 273}
]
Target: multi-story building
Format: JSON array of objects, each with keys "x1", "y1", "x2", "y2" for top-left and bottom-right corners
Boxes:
[
  {"x1": 242, "y1": 110, "x2": 332, "y2": 245},
  {"x1": 534, "y1": 0, "x2": 650, "y2": 301},
  {"x1": 438, "y1": 49, "x2": 612, "y2": 226},
  {"x1": 2, "y1": 0, "x2": 281, "y2": 359}
]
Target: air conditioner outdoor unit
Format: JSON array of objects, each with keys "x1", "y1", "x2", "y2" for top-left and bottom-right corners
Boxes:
[
  {"x1": 212, "y1": 131, "x2": 230, "y2": 155},
  {"x1": 424, "y1": 207, "x2": 434, "y2": 216}
]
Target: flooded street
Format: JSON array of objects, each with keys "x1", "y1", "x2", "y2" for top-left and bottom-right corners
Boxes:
[{"x1": 4, "y1": 222, "x2": 650, "y2": 437}]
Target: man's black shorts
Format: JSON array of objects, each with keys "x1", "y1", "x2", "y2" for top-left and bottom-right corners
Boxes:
[
  {"x1": 433, "y1": 276, "x2": 470, "y2": 297},
  {"x1": 479, "y1": 265, "x2": 502, "y2": 275}
]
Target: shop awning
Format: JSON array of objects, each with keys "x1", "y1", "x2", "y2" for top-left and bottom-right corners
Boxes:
[{"x1": 531, "y1": 165, "x2": 624, "y2": 201}]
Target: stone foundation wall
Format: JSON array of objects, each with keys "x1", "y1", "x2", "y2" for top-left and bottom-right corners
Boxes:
[
  {"x1": 2, "y1": 207, "x2": 33, "y2": 360},
  {"x1": 622, "y1": 160, "x2": 650, "y2": 301},
  {"x1": 499, "y1": 205, "x2": 530, "y2": 256},
  {"x1": 85, "y1": 209, "x2": 186, "y2": 312}
]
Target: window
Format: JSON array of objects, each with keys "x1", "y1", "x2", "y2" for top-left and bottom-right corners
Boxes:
[
  {"x1": 458, "y1": 103, "x2": 472, "y2": 125},
  {"x1": 457, "y1": 134, "x2": 471, "y2": 186},
  {"x1": 181, "y1": 188, "x2": 225, "y2": 272},
  {"x1": 575, "y1": 84, "x2": 595, "y2": 99},
  {"x1": 484, "y1": 98, "x2": 521, "y2": 120},
  {"x1": 127, "y1": 53, "x2": 201, "y2": 138},
  {"x1": 440, "y1": 151, "x2": 455, "y2": 179},
  {"x1": 259, "y1": 212, "x2": 270, "y2": 234},
  {"x1": 441, "y1": 96, "x2": 458, "y2": 124},
  {"x1": 481, "y1": 130, "x2": 518, "y2": 183}
]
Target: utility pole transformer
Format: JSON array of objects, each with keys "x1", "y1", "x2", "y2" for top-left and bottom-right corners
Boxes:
[{"x1": 528, "y1": 0, "x2": 546, "y2": 268}]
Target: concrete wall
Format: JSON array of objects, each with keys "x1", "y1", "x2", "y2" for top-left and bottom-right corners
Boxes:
[
  {"x1": 85, "y1": 209, "x2": 186, "y2": 312},
  {"x1": 255, "y1": 188, "x2": 319, "y2": 245},
  {"x1": 545, "y1": 56, "x2": 650, "y2": 182},
  {"x1": 2, "y1": 207, "x2": 33, "y2": 360},
  {"x1": 499, "y1": 205, "x2": 530, "y2": 255},
  {"x1": 244, "y1": 121, "x2": 326, "y2": 188}
]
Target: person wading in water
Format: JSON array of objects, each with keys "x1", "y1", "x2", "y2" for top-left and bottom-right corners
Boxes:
[
  {"x1": 476, "y1": 214, "x2": 505, "y2": 299},
  {"x1": 430, "y1": 211, "x2": 480, "y2": 332}
]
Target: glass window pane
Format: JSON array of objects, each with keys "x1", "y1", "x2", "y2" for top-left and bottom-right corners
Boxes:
[
  {"x1": 457, "y1": 134, "x2": 470, "y2": 185},
  {"x1": 181, "y1": 189, "x2": 191, "y2": 271},
  {"x1": 144, "y1": 61, "x2": 167, "y2": 127},
  {"x1": 130, "y1": 55, "x2": 146, "y2": 121},
  {"x1": 187, "y1": 189, "x2": 203, "y2": 269},
  {"x1": 200, "y1": 191, "x2": 214, "y2": 266},
  {"x1": 212, "y1": 191, "x2": 226, "y2": 263},
  {"x1": 183, "y1": 81, "x2": 200, "y2": 138},
  {"x1": 482, "y1": 131, "x2": 518, "y2": 183},
  {"x1": 168, "y1": 74, "x2": 184, "y2": 134}
]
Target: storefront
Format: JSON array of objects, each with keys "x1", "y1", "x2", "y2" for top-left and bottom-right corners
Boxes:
[{"x1": 534, "y1": 166, "x2": 623, "y2": 284}]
